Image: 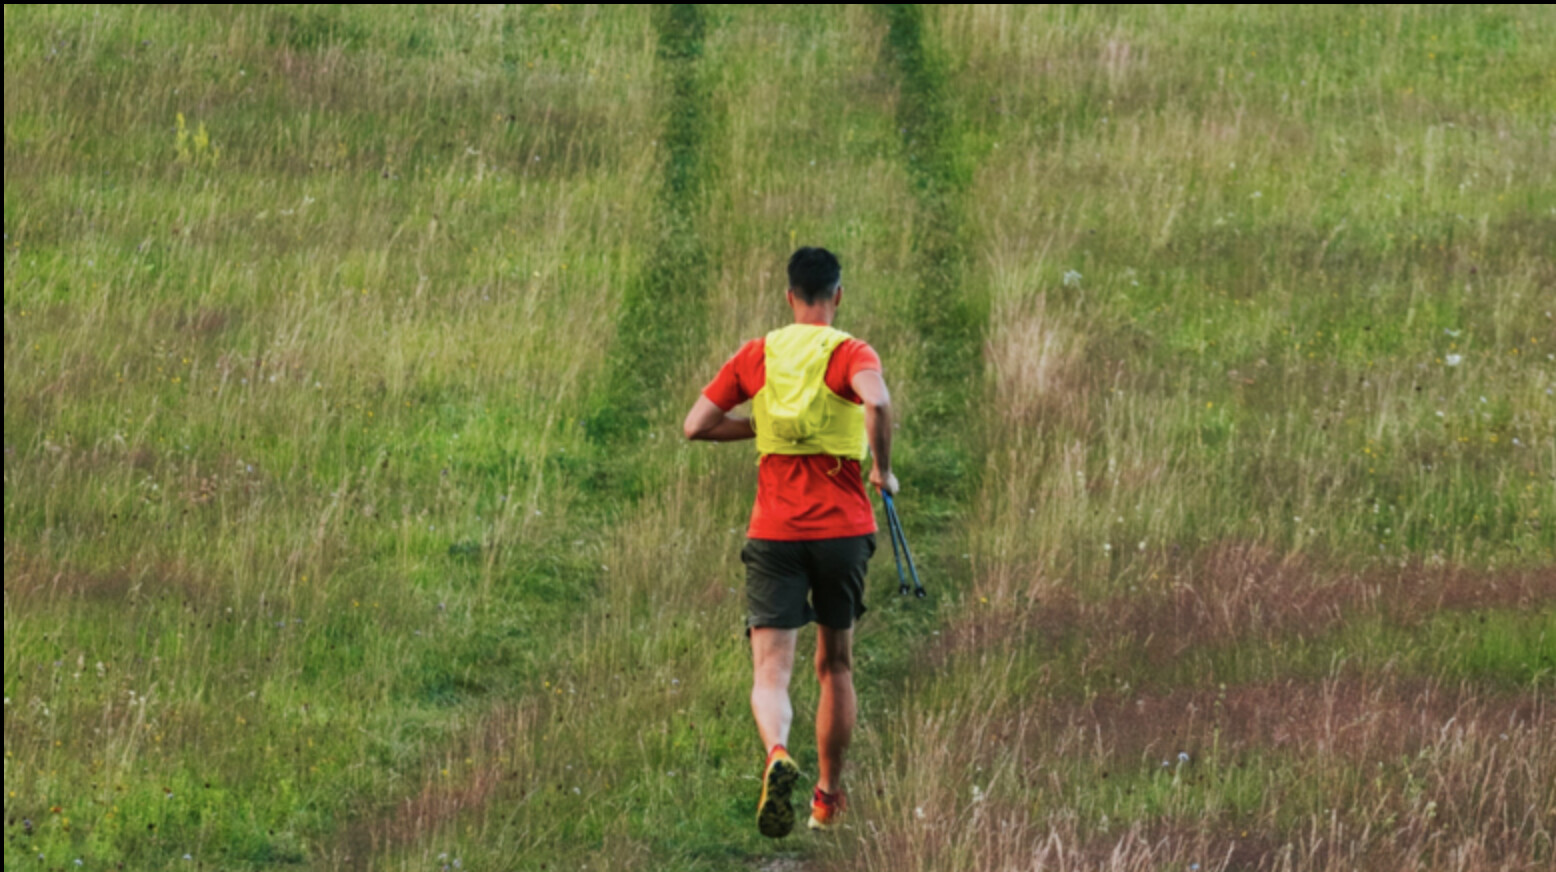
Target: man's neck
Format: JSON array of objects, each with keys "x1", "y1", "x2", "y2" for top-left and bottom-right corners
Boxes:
[{"x1": 792, "y1": 307, "x2": 835, "y2": 326}]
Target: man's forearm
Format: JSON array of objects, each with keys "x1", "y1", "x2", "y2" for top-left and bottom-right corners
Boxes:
[
  {"x1": 695, "y1": 415, "x2": 756, "y2": 442},
  {"x1": 865, "y1": 402, "x2": 891, "y2": 471}
]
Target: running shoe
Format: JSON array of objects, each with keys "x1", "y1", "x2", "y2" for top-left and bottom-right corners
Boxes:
[
  {"x1": 807, "y1": 786, "x2": 846, "y2": 831},
  {"x1": 756, "y1": 745, "x2": 801, "y2": 838}
]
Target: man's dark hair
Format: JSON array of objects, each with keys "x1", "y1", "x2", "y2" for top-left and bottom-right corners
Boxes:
[{"x1": 787, "y1": 247, "x2": 842, "y2": 304}]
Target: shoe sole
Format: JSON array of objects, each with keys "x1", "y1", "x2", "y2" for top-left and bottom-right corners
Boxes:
[{"x1": 757, "y1": 756, "x2": 800, "y2": 838}]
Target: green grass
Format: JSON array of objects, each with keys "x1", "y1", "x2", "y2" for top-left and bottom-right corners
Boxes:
[{"x1": 5, "y1": 4, "x2": 1554, "y2": 871}]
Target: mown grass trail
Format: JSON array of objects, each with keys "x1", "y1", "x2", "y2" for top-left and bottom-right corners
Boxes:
[
  {"x1": 591, "y1": 3, "x2": 712, "y2": 451},
  {"x1": 323, "y1": 5, "x2": 725, "y2": 868}
]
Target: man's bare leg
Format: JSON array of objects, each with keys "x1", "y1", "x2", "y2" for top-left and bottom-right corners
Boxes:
[
  {"x1": 814, "y1": 625, "x2": 855, "y2": 794},
  {"x1": 750, "y1": 627, "x2": 798, "y2": 752}
]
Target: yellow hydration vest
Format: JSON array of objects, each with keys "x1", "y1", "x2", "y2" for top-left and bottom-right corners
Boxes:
[{"x1": 753, "y1": 324, "x2": 869, "y2": 462}]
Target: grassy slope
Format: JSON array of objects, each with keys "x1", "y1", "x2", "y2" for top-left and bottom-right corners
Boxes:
[
  {"x1": 835, "y1": 5, "x2": 1555, "y2": 871},
  {"x1": 4, "y1": 4, "x2": 1553, "y2": 871}
]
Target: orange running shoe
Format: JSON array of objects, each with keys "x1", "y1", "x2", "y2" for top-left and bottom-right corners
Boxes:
[
  {"x1": 756, "y1": 745, "x2": 801, "y2": 838},
  {"x1": 807, "y1": 786, "x2": 846, "y2": 831}
]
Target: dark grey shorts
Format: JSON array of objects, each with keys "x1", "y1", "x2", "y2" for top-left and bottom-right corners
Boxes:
[{"x1": 742, "y1": 534, "x2": 876, "y2": 631}]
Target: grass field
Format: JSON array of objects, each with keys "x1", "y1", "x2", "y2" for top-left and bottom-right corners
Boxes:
[{"x1": 4, "y1": 4, "x2": 1554, "y2": 870}]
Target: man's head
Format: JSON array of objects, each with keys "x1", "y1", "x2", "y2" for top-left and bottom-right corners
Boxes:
[{"x1": 787, "y1": 247, "x2": 842, "y2": 305}]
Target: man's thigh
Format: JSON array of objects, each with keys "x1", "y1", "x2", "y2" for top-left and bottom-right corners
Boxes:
[
  {"x1": 742, "y1": 538, "x2": 815, "y2": 630},
  {"x1": 806, "y1": 534, "x2": 875, "y2": 631}
]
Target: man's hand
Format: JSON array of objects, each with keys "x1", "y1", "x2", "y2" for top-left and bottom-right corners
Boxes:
[{"x1": 870, "y1": 465, "x2": 899, "y2": 496}]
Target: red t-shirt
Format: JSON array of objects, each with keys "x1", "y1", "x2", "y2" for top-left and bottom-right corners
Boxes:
[{"x1": 704, "y1": 336, "x2": 881, "y2": 541}]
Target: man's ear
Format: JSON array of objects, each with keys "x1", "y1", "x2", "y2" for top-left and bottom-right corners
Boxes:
[
  {"x1": 785, "y1": 288, "x2": 797, "y2": 309},
  {"x1": 833, "y1": 286, "x2": 844, "y2": 308}
]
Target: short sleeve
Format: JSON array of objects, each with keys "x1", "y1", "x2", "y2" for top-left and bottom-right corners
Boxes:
[
  {"x1": 703, "y1": 340, "x2": 761, "y2": 411},
  {"x1": 827, "y1": 340, "x2": 881, "y2": 403},
  {"x1": 845, "y1": 341, "x2": 882, "y2": 379}
]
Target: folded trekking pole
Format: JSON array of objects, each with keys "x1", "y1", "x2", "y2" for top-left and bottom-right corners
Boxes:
[{"x1": 881, "y1": 492, "x2": 925, "y2": 598}]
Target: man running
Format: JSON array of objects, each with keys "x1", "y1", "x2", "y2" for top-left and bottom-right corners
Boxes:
[{"x1": 683, "y1": 246, "x2": 897, "y2": 838}]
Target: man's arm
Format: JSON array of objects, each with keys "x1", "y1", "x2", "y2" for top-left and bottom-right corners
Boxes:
[
  {"x1": 683, "y1": 395, "x2": 756, "y2": 442},
  {"x1": 851, "y1": 369, "x2": 898, "y2": 495}
]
